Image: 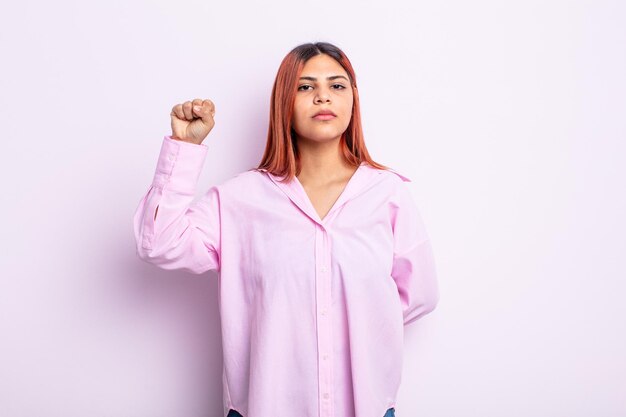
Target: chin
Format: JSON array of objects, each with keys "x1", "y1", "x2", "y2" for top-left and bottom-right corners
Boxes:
[{"x1": 293, "y1": 124, "x2": 347, "y2": 142}]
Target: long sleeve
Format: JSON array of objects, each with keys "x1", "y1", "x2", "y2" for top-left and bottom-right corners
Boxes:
[
  {"x1": 133, "y1": 135, "x2": 221, "y2": 274},
  {"x1": 388, "y1": 181, "x2": 439, "y2": 325}
]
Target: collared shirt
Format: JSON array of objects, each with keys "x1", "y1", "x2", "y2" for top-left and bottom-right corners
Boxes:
[{"x1": 133, "y1": 135, "x2": 440, "y2": 417}]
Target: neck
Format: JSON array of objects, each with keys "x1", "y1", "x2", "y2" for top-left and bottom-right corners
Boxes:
[{"x1": 296, "y1": 136, "x2": 355, "y2": 185}]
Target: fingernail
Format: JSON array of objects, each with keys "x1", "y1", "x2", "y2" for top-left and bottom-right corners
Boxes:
[{"x1": 193, "y1": 106, "x2": 201, "y2": 111}]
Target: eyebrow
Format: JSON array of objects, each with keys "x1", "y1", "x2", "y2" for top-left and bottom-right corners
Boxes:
[{"x1": 299, "y1": 75, "x2": 349, "y2": 82}]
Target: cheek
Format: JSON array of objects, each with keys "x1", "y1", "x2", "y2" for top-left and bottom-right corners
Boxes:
[
  {"x1": 341, "y1": 101, "x2": 354, "y2": 119},
  {"x1": 342, "y1": 95, "x2": 354, "y2": 113},
  {"x1": 292, "y1": 111, "x2": 306, "y2": 128},
  {"x1": 292, "y1": 101, "x2": 306, "y2": 123}
]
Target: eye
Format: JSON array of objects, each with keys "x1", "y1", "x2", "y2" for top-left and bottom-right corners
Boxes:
[{"x1": 297, "y1": 84, "x2": 347, "y2": 92}]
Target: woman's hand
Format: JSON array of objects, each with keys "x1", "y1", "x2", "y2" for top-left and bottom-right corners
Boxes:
[{"x1": 170, "y1": 98, "x2": 216, "y2": 145}]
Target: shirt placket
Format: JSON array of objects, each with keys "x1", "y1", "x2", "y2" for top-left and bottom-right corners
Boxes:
[{"x1": 315, "y1": 223, "x2": 334, "y2": 417}]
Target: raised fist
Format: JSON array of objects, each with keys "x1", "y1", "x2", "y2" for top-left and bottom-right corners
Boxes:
[{"x1": 170, "y1": 98, "x2": 216, "y2": 145}]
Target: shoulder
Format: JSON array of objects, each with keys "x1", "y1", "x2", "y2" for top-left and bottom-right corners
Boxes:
[
  {"x1": 360, "y1": 164, "x2": 418, "y2": 207},
  {"x1": 218, "y1": 169, "x2": 265, "y2": 192},
  {"x1": 361, "y1": 164, "x2": 412, "y2": 194},
  {"x1": 212, "y1": 168, "x2": 270, "y2": 198},
  {"x1": 361, "y1": 163, "x2": 411, "y2": 182}
]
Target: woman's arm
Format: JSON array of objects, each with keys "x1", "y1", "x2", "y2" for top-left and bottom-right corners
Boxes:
[
  {"x1": 389, "y1": 181, "x2": 440, "y2": 325},
  {"x1": 133, "y1": 135, "x2": 221, "y2": 274}
]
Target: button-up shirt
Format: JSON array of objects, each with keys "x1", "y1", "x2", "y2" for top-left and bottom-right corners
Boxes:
[{"x1": 133, "y1": 135, "x2": 440, "y2": 417}]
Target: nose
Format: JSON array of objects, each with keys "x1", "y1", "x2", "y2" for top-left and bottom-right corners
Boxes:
[{"x1": 315, "y1": 88, "x2": 330, "y2": 103}]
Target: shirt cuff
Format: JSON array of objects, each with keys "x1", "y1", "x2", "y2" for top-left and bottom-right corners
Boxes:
[{"x1": 151, "y1": 135, "x2": 208, "y2": 195}]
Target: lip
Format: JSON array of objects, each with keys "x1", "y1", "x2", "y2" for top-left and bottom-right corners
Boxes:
[
  {"x1": 313, "y1": 110, "x2": 336, "y2": 120},
  {"x1": 313, "y1": 114, "x2": 336, "y2": 120}
]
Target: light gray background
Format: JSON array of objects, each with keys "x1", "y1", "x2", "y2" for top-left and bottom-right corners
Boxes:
[{"x1": 1, "y1": 1, "x2": 624, "y2": 416}]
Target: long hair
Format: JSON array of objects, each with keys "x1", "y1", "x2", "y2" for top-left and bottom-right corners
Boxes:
[{"x1": 255, "y1": 41, "x2": 390, "y2": 182}]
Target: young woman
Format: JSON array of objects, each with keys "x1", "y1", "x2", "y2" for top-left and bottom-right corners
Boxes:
[{"x1": 133, "y1": 42, "x2": 439, "y2": 417}]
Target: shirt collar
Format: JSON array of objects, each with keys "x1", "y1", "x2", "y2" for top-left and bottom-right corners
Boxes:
[{"x1": 259, "y1": 162, "x2": 407, "y2": 226}]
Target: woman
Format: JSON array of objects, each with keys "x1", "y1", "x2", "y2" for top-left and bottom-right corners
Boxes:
[{"x1": 133, "y1": 42, "x2": 439, "y2": 417}]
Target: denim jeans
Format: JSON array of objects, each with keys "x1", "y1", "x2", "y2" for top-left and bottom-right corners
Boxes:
[{"x1": 227, "y1": 407, "x2": 395, "y2": 416}]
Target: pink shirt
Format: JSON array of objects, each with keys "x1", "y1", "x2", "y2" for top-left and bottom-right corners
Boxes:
[{"x1": 133, "y1": 135, "x2": 439, "y2": 417}]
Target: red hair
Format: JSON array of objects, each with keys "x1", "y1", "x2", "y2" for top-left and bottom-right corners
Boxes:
[{"x1": 255, "y1": 42, "x2": 390, "y2": 182}]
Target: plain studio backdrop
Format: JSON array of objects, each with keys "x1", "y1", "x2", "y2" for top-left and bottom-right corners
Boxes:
[{"x1": 0, "y1": 1, "x2": 624, "y2": 416}]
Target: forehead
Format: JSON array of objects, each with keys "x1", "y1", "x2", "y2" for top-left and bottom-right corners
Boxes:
[{"x1": 300, "y1": 54, "x2": 348, "y2": 77}]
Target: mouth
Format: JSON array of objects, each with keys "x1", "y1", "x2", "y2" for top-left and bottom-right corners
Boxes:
[
  {"x1": 313, "y1": 109, "x2": 337, "y2": 120},
  {"x1": 313, "y1": 114, "x2": 336, "y2": 121}
]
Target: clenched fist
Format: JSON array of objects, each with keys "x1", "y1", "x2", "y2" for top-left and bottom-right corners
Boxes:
[{"x1": 170, "y1": 99, "x2": 216, "y2": 145}]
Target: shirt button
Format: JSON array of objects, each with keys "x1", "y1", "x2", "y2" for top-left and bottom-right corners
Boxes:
[
  {"x1": 323, "y1": 354, "x2": 328, "y2": 360},
  {"x1": 323, "y1": 393, "x2": 330, "y2": 399},
  {"x1": 320, "y1": 309, "x2": 326, "y2": 315},
  {"x1": 320, "y1": 266, "x2": 327, "y2": 273}
]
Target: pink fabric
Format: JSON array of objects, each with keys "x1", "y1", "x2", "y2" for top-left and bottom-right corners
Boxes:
[{"x1": 133, "y1": 135, "x2": 439, "y2": 417}]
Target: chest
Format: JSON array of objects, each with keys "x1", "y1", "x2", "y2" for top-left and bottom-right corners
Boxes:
[
  {"x1": 223, "y1": 185, "x2": 396, "y2": 297},
  {"x1": 300, "y1": 182, "x2": 349, "y2": 221}
]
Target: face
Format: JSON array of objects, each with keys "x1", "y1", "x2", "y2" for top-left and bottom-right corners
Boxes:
[{"x1": 291, "y1": 54, "x2": 354, "y2": 145}]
